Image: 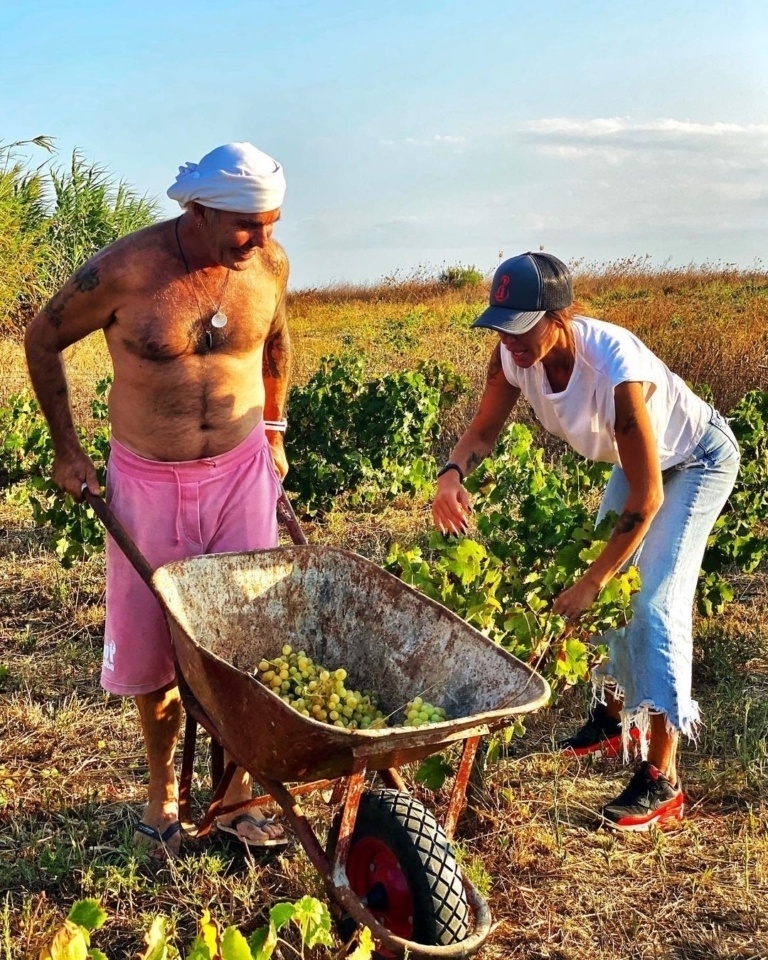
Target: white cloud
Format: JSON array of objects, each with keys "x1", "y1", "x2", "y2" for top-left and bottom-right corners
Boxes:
[
  {"x1": 526, "y1": 117, "x2": 628, "y2": 137},
  {"x1": 524, "y1": 117, "x2": 768, "y2": 139},
  {"x1": 522, "y1": 117, "x2": 768, "y2": 167},
  {"x1": 380, "y1": 133, "x2": 466, "y2": 149},
  {"x1": 652, "y1": 119, "x2": 768, "y2": 136},
  {"x1": 519, "y1": 114, "x2": 768, "y2": 204},
  {"x1": 473, "y1": 114, "x2": 768, "y2": 265},
  {"x1": 537, "y1": 144, "x2": 625, "y2": 164}
]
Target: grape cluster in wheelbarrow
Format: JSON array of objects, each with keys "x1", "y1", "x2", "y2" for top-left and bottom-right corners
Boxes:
[{"x1": 256, "y1": 644, "x2": 449, "y2": 729}]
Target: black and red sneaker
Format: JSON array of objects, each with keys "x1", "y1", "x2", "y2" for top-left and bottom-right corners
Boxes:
[
  {"x1": 558, "y1": 703, "x2": 640, "y2": 758},
  {"x1": 600, "y1": 761, "x2": 685, "y2": 832}
]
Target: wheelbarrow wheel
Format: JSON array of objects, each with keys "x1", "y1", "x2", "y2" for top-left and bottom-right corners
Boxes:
[{"x1": 327, "y1": 789, "x2": 470, "y2": 954}]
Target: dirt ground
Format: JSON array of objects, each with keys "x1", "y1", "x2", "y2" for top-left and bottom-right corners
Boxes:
[{"x1": 2, "y1": 497, "x2": 767, "y2": 959}]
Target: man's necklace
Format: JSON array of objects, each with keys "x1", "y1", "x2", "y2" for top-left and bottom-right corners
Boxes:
[{"x1": 174, "y1": 217, "x2": 230, "y2": 348}]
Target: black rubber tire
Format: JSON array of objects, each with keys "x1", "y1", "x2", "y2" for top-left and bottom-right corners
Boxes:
[{"x1": 328, "y1": 788, "x2": 470, "y2": 950}]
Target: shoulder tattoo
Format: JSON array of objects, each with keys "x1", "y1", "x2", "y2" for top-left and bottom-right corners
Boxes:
[
  {"x1": 264, "y1": 241, "x2": 289, "y2": 280},
  {"x1": 45, "y1": 265, "x2": 100, "y2": 328},
  {"x1": 74, "y1": 265, "x2": 100, "y2": 293}
]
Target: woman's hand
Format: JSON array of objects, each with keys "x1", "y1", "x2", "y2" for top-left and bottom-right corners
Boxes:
[
  {"x1": 430, "y1": 343, "x2": 520, "y2": 536},
  {"x1": 432, "y1": 473, "x2": 471, "y2": 535},
  {"x1": 552, "y1": 574, "x2": 601, "y2": 623}
]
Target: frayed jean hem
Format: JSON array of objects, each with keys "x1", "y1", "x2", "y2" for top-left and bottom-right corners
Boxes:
[{"x1": 592, "y1": 675, "x2": 701, "y2": 761}]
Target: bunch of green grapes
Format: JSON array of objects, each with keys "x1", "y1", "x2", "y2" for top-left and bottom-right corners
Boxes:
[
  {"x1": 402, "y1": 696, "x2": 448, "y2": 727},
  {"x1": 256, "y1": 645, "x2": 451, "y2": 730},
  {"x1": 256, "y1": 644, "x2": 388, "y2": 730}
]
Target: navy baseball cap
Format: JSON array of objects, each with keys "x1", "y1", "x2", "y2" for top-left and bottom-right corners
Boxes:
[{"x1": 472, "y1": 252, "x2": 573, "y2": 335}]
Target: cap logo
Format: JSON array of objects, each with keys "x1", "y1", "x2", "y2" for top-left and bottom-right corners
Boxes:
[{"x1": 494, "y1": 275, "x2": 510, "y2": 302}]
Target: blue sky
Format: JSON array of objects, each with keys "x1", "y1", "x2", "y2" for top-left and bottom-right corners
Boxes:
[{"x1": 3, "y1": 0, "x2": 767, "y2": 288}]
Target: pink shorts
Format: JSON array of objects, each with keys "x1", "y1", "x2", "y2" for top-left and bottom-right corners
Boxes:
[{"x1": 101, "y1": 423, "x2": 281, "y2": 696}]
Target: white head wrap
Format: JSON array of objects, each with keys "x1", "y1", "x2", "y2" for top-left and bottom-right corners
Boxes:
[{"x1": 167, "y1": 142, "x2": 286, "y2": 213}]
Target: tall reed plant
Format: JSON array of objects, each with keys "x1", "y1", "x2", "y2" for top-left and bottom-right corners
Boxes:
[
  {"x1": 0, "y1": 137, "x2": 53, "y2": 332},
  {"x1": 40, "y1": 151, "x2": 160, "y2": 301},
  {"x1": 0, "y1": 143, "x2": 160, "y2": 338}
]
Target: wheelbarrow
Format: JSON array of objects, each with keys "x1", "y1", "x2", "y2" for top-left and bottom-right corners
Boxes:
[{"x1": 85, "y1": 489, "x2": 550, "y2": 958}]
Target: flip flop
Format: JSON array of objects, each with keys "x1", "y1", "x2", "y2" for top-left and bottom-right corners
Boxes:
[
  {"x1": 134, "y1": 820, "x2": 182, "y2": 861},
  {"x1": 216, "y1": 813, "x2": 290, "y2": 849}
]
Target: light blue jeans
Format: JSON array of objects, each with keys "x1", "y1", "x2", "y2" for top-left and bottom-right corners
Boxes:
[{"x1": 594, "y1": 407, "x2": 741, "y2": 751}]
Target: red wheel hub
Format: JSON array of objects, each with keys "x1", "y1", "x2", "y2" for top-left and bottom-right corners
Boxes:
[{"x1": 346, "y1": 836, "x2": 414, "y2": 941}]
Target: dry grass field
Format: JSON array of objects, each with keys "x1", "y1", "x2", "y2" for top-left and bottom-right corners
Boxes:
[{"x1": 1, "y1": 264, "x2": 767, "y2": 959}]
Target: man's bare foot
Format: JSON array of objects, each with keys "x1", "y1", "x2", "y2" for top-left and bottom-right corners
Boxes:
[
  {"x1": 134, "y1": 816, "x2": 182, "y2": 861},
  {"x1": 216, "y1": 808, "x2": 288, "y2": 848}
]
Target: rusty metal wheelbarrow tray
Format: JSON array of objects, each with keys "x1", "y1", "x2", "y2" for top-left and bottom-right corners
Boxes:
[{"x1": 151, "y1": 544, "x2": 550, "y2": 784}]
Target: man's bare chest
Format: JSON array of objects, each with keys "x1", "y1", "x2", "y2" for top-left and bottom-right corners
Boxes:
[{"x1": 111, "y1": 278, "x2": 277, "y2": 364}]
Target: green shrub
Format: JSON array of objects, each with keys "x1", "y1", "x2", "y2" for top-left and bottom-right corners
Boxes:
[
  {"x1": 386, "y1": 423, "x2": 631, "y2": 693},
  {"x1": 284, "y1": 354, "x2": 467, "y2": 515},
  {"x1": 4, "y1": 365, "x2": 765, "y2": 637},
  {"x1": 3, "y1": 378, "x2": 111, "y2": 566},
  {"x1": 699, "y1": 389, "x2": 768, "y2": 613},
  {"x1": 386, "y1": 389, "x2": 768, "y2": 687},
  {"x1": 437, "y1": 264, "x2": 485, "y2": 288}
]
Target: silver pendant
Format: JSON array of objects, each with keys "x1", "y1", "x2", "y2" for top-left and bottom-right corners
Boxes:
[{"x1": 211, "y1": 311, "x2": 228, "y2": 328}]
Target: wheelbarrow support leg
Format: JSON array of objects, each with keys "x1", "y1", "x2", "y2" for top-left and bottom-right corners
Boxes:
[
  {"x1": 179, "y1": 712, "x2": 238, "y2": 838},
  {"x1": 328, "y1": 769, "x2": 367, "y2": 881},
  {"x1": 178, "y1": 712, "x2": 198, "y2": 834},
  {"x1": 444, "y1": 736, "x2": 481, "y2": 841}
]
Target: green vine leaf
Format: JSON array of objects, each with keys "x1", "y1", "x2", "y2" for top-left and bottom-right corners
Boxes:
[
  {"x1": 291, "y1": 896, "x2": 334, "y2": 950},
  {"x1": 554, "y1": 638, "x2": 590, "y2": 684},
  {"x1": 347, "y1": 927, "x2": 375, "y2": 959},
  {"x1": 415, "y1": 754, "x2": 454, "y2": 791},
  {"x1": 248, "y1": 925, "x2": 276, "y2": 960},
  {"x1": 138, "y1": 917, "x2": 175, "y2": 960},
  {"x1": 268, "y1": 902, "x2": 296, "y2": 933},
  {"x1": 220, "y1": 927, "x2": 253, "y2": 960},
  {"x1": 67, "y1": 901, "x2": 107, "y2": 932},
  {"x1": 40, "y1": 920, "x2": 88, "y2": 960}
]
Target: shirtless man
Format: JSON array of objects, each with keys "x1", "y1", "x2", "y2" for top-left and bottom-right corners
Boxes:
[{"x1": 24, "y1": 143, "x2": 290, "y2": 858}]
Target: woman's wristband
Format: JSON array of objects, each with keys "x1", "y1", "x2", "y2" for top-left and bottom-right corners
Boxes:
[
  {"x1": 436, "y1": 461, "x2": 464, "y2": 484},
  {"x1": 264, "y1": 419, "x2": 287, "y2": 433}
]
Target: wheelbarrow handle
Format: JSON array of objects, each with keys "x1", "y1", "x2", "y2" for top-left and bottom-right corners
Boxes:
[
  {"x1": 82, "y1": 486, "x2": 156, "y2": 588},
  {"x1": 277, "y1": 488, "x2": 308, "y2": 545}
]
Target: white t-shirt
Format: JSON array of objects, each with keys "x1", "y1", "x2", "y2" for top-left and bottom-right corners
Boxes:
[{"x1": 499, "y1": 316, "x2": 710, "y2": 468}]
